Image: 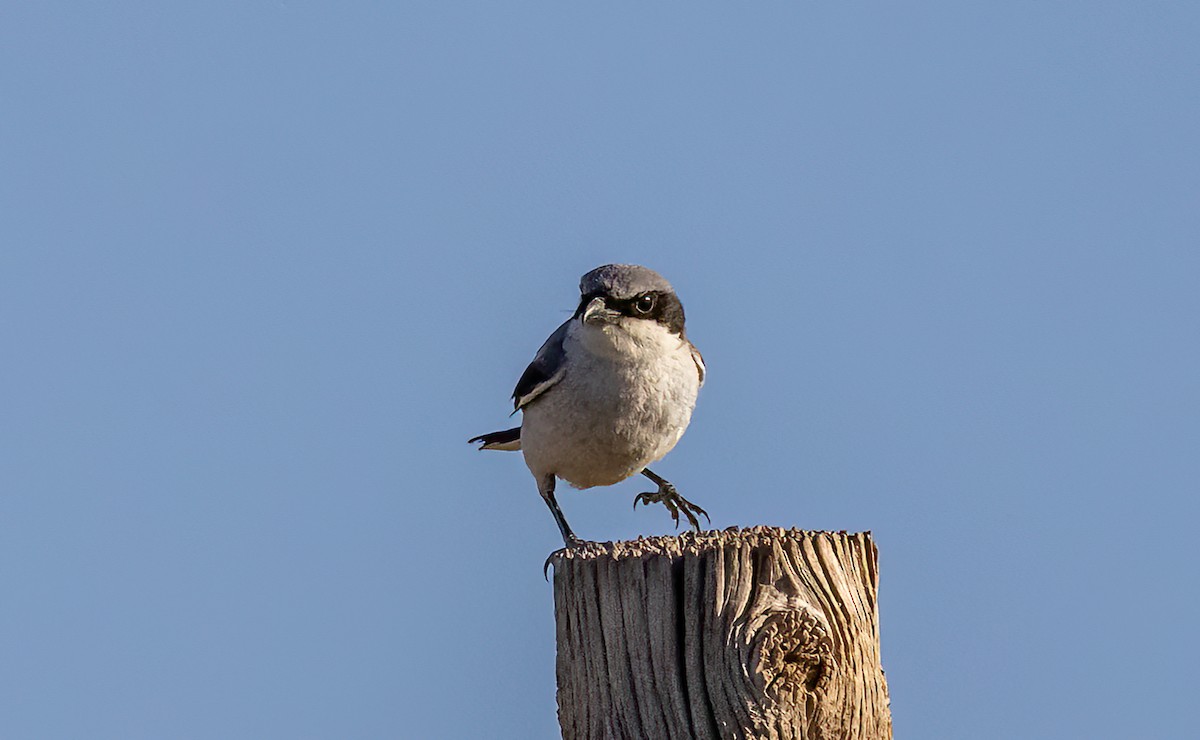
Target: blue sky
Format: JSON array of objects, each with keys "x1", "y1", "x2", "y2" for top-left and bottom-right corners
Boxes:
[{"x1": 2, "y1": 3, "x2": 1197, "y2": 738}]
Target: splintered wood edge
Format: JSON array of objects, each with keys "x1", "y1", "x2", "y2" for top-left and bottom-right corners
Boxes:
[{"x1": 548, "y1": 526, "x2": 876, "y2": 564}]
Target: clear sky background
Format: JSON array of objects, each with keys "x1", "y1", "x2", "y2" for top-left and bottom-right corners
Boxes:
[{"x1": 2, "y1": 3, "x2": 1197, "y2": 738}]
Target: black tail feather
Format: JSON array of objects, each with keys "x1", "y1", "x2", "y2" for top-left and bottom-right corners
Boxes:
[{"x1": 468, "y1": 426, "x2": 521, "y2": 450}]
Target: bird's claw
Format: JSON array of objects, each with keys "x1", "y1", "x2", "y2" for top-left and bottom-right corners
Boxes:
[
  {"x1": 633, "y1": 483, "x2": 710, "y2": 532},
  {"x1": 543, "y1": 536, "x2": 582, "y2": 580}
]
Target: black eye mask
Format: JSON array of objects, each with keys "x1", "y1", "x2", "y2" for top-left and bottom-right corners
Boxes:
[{"x1": 574, "y1": 291, "x2": 686, "y2": 336}]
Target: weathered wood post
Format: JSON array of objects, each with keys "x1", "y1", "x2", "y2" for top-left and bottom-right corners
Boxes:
[{"x1": 547, "y1": 527, "x2": 891, "y2": 740}]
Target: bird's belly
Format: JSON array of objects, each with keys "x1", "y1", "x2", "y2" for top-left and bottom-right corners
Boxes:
[{"x1": 520, "y1": 356, "x2": 698, "y2": 489}]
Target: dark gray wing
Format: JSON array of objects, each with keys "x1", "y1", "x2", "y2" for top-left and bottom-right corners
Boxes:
[
  {"x1": 512, "y1": 319, "x2": 571, "y2": 411},
  {"x1": 689, "y1": 341, "x2": 706, "y2": 386}
]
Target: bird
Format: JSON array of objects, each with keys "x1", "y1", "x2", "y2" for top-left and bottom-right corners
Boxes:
[{"x1": 469, "y1": 264, "x2": 708, "y2": 546}]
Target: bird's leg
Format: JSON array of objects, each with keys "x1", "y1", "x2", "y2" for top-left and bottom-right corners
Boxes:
[
  {"x1": 539, "y1": 475, "x2": 580, "y2": 547},
  {"x1": 540, "y1": 475, "x2": 581, "y2": 579},
  {"x1": 633, "y1": 468, "x2": 710, "y2": 532}
]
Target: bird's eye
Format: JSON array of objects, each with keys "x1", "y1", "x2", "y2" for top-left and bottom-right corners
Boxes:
[{"x1": 634, "y1": 294, "x2": 656, "y2": 315}]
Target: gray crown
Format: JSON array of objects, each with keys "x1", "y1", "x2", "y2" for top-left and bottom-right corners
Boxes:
[{"x1": 580, "y1": 264, "x2": 674, "y2": 300}]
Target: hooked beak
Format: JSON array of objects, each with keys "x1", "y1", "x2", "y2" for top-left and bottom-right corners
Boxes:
[{"x1": 582, "y1": 296, "x2": 620, "y2": 326}]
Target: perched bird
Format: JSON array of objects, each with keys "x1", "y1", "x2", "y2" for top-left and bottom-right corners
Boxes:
[{"x1": 470, "y1": 264, "x2": 708, "y2": 546}]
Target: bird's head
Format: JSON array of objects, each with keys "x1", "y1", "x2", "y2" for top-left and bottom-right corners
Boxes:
[{"x1": 573, "y1": 264, "x2": 687, "y2": 348}]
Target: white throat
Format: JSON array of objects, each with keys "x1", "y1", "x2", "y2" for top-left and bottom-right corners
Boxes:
[{"x1": 575, "y1": 316, "x2": 685, "y2": 361}]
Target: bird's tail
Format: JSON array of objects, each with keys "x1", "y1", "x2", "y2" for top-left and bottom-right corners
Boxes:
[{"x1": 468, "y1": 426, "x2": 521, "y2": 451}]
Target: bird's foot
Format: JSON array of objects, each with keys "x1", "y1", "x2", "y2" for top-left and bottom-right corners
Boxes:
[
  {"x1": 633, "y1": 482, "x2": 710, "y2": 532},
  {"x1": 543, "y1": 535, "x2": 583, "y2": 580}
]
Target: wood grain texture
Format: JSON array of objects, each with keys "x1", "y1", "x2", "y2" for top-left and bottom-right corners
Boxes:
[{"x1": 548, "y1": 527, "x2": 891, "y2": 740}]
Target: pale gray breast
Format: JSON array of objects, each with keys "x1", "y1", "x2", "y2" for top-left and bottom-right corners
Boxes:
[{"x1": 520, "y1": 331, "x2": 700, "y2": 488}]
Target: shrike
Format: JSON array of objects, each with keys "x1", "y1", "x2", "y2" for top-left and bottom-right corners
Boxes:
[{"x1": 470, "y1": 264, "x2": 708, "y2": 546}]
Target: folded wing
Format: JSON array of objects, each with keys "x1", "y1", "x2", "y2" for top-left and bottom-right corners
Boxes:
[{"x1": 512, "y1": 319, "x2": 571, "y2": 411}]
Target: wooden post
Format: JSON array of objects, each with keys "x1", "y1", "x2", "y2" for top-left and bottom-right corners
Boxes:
[{"x1": 547, "y1": 527, "x2": 891, "y2": 740}]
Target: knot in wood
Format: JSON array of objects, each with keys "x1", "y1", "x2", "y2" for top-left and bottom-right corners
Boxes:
[{"x1": 752, "y1": 603, "x2": 834, "y2": 706}]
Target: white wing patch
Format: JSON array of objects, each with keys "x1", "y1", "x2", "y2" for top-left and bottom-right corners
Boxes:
[
  {"x1": 514, "y1": 366, "x2": 566, "y2": 412},
  {"x1": 512, "y1": 319, "x2": 571, "y2": 413}
]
